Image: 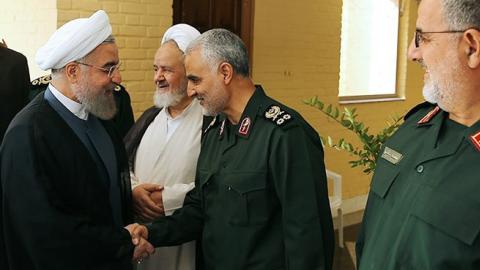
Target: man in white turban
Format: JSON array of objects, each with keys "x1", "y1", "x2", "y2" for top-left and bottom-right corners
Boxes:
[
  {"x1": 124, "y1": 23, "x2": 207, "y2": 270},
  {"x1": 0, "y1": 10, "x2": 152, "y2": 270}
]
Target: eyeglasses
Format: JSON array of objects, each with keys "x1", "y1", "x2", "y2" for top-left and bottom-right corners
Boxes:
[
  {"x1": 414, "y1": 29, "x2": 466, "y2": 48},
  {"x1": 76, "y1": 61, "x2": 122, "y2": 77}
]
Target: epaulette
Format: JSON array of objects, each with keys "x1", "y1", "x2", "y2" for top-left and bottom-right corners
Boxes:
[
  {"x1": 264, "y1": 104, "x2": 293, "y2": 127},
  {"x1": 404, "y1": 101, "x2": 435, "y2": 120},
  {"x1": 30, "y1": 74, "x2": 52, "y2": 100},
  {"x1": 31, "y1": 74, "x2": 51, "y2": 87}
]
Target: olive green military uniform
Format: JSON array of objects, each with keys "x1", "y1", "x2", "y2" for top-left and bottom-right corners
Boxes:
[
  {"x1": 147, "y1": 86, "x2": 334, "y2": 270},
  {"x1": 357, "y1": 102, "x2": 480, "y2": 270}
]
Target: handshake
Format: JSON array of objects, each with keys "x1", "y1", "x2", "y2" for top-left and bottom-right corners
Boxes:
[{"x1": 125, "y1": 223, "x2": 155, "y2": 263}]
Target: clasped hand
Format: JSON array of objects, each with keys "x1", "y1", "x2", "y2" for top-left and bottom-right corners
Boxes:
[{"x1": 125, "y1": 223, "x2": 154, "y2": 263}]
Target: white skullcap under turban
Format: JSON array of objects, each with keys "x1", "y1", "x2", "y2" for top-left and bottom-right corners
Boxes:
[
  {"x1": 161, "y1": 24, "x2": 200, "y2": 53},
  {"x1": 36, "y1": 10, "x2": 112, "y2": 70}
]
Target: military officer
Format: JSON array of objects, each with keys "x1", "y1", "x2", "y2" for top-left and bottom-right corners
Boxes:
[
  {"x1": 356, "y1": 0, "x2": 480, "y2": 269},
  {"x1": 130, "y1": 28, "x2": 335, "y2": 270}
]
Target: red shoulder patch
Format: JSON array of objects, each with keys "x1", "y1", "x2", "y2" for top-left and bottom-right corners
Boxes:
[{"x1": 470, "y1": 131, "x2": 480, "y2": 152}]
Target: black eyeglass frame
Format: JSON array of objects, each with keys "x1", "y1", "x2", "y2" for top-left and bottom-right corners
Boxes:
[
  {"x1": 75, "y1": 61, "x2": 122, "y2": 78},
  {"x1": 414, "y1": 29, "x2": 469, "y2": 48}
]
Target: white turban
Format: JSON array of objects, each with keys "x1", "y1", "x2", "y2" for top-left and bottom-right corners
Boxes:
[
  {"x1": 35, "y1": 10, "x2": 112, "y2": 70},
  {"x1": 161, "y1": 24, "x2": 200, "y2": 53}
]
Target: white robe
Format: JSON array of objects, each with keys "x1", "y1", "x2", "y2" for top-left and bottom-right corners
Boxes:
[{"x1": 132, "y1": 99, "x2": 202, "y2": 270}]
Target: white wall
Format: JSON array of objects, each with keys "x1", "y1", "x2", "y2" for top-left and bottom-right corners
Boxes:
[
  {"x1": 339, "y1": 0, "x2": 399, "y2": 97},
  {"x1": 0, "y1": 0, "x2": 57, "y2": 80}
]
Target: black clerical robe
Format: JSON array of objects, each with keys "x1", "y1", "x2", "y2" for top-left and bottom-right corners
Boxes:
[
  {"x1": 0, "y1": 47, "x2": 30, "y2": 142},
  {"x1": 0, "y1": 92, "x2": 134, "y2": 270}
]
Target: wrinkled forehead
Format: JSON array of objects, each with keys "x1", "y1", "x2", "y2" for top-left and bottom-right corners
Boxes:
[
  {"x1": 154, "y1": 42, "x2": 184, "y2": 65},
  {"x1": 86, "y1": 43, "x2": 119, "y2": 65}
]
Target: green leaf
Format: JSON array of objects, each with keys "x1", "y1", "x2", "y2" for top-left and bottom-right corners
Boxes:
[
  {"x1": 316, "y1": 101, "x2": 324, "y2": 110},
  {"x1": 333, "y1": 107, "x2": 339, "y2": 118},
  {"x1": 327, "y1": 136, "x2": 334, "y2": 147},
  {"x1": 303, "y1": 96, "x2": 402, "y2": 175},
  {"x1": 326, "y1": 104, "x2": 332, "y2": 114}
]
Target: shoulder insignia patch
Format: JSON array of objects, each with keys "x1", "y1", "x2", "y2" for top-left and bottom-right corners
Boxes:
[
  {"x1": 31, "y1": 74, "x2": 52, "y2": 86},
  {"x1": 417, "y1": 106, "x2": 440, "y2": 125},
  {"x1": 265, "y1": 105, "x2": 292, "y2": 126}
]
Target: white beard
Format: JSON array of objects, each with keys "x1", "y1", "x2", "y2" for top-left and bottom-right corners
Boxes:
[
  {"x1": 422, "y1": 77, "x2": 440, "y2": 104},
  {"x1": 153, "y1": 88, "x2": 184, "y2": 108}
]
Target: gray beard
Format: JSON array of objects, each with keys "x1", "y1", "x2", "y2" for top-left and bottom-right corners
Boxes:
[
  {"x1": 80, "y1": 91, "x2": 117, "y2": 120},
  {"x1": 72, "y1": 81, "x2": 117, "y2": 120},
  {"x1": 153, "y1": 88, "x2": 184, "y2": 108},
  {"x1": 422, "y1": 81, "x2": 439, "y2": 105}
]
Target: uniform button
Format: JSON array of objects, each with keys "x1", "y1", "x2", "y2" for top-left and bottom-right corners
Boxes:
[
  {"x1": 228, "y1": 186, "x2": 232, "y2": 191},
  {"x1": 416, "y1": 165, "x2": 424, "y2": 173}
]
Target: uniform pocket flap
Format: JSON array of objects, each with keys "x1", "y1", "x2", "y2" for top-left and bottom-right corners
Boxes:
[
  {"x1": 412, "y1": 187, "x2": 480, "y2": 245},
  {"x1": 198, "y1": 170, "x2": 213, "y2": 187},
  {"x1": 223, "y1": 172, "x2": 267, "y2": 194},
  {"x1": 370, "y1": 161, "x2": 400, "y2": 199}
]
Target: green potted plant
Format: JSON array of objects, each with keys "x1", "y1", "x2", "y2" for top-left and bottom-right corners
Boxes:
[{"x1": 304, "y1": 97, "x2": 403, "y2": 174}]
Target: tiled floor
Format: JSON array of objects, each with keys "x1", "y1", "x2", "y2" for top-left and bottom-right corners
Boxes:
[{"x1": 332, "y1": 223, "x2": 361, "y2": 270}]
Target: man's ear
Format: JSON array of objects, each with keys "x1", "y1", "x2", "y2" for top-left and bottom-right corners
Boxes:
[
  {"x1": 463, "y1": 29, "x2": 480, "y2": 69},
  {"x1": 219, "y1": 62, "x2": 233, "y2": 84},
  {"x1": 65, "y1": 62, "x2": 80, "y2": 83}
]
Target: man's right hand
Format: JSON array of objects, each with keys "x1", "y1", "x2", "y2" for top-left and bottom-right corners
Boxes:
[{"x1": 132, "y1": 183, "x2": 165, "y2": 222}]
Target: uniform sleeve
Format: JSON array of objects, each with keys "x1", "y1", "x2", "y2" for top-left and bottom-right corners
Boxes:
[
  {"x1": 0, "y1": 123, "x2": 134, "y2": 267},
  {"x1": 147, "y1": 183, "x2": 203, "y2": 247},
  {"x1": 269, "y1": 125, "x2": 334, "y2": 270}
]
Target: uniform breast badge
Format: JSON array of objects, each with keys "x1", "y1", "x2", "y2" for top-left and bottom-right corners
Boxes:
[
  {"x1": 265, "y1": 105, "x2": 292, "y2": 126},
  {"x1": 381, "y1": 146, "x2": 403, "y2": 165}
]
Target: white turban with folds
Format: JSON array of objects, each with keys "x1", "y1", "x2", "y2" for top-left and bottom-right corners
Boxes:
[
  {"x1": 36, "y1": 10, "x2": 112, "y2": 70},
  {"x1": 161, "y1": 24, "x2": 200, "y2": 53}
]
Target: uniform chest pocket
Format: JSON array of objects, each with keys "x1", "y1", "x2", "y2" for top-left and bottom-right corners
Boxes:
[
  {"x1": 370, "y1": 158, "x2": 400, "y2": 199},
  {"x1": 222, "y1": 171, "x2": 272, "y2": 226},
  {"x1": 411, "y1": 187, "x2": 480, "y2": 245}
]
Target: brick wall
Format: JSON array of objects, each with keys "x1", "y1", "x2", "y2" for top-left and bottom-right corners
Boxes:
[
  {"x1": 252, "y1": 0, "x2": 422, "y2": 203},
  {"x1": 0, "y1": 0, "x2": 57, "y2": 80},
  {"x1": 57, "y1": 0, "x2": 172, "y2": 118}
]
